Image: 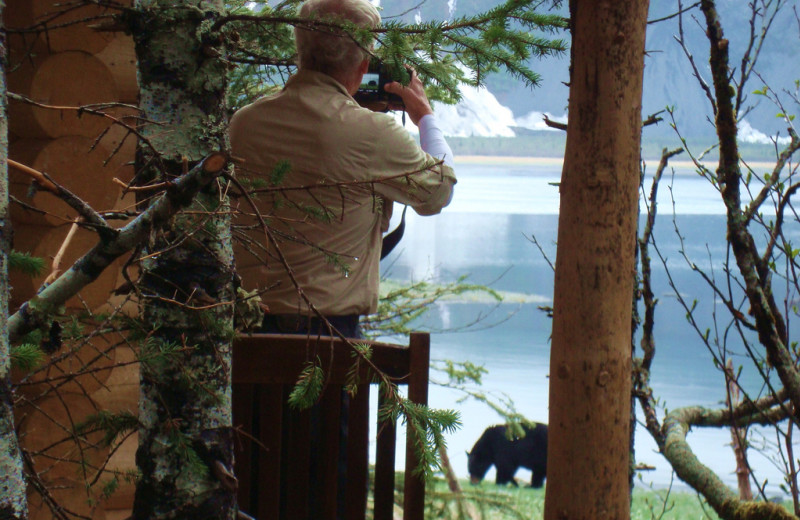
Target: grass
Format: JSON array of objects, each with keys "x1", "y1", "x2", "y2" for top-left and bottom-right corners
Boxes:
[
  {"x1": 421, "y1": 479, "x2": 729, "y2": 519},
  {"x1": 371, "y1": 471, "x2": 798, "y2": 519},
  {"x1": 630, "y1": 488, "x2": 722, "y2": 520}
]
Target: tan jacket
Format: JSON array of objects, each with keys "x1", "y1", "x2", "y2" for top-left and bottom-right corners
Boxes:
[{"x1": 230, "y1": 70, "x2": 456, "y2": 316}]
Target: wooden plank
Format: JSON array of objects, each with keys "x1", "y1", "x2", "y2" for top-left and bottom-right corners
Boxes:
[
  {"x1": 314, "y1": 388, "x2": 343, "y2": 519},
  {"x1": 373, "y1": 389, "x2": 398, "y2": 520},
  {"x1": 30, "y1": 0, "x2": 116, "y2": 53},
  {"x1": 231, "y1": 383, "x2": 254, "y2": 513},
  {"x1": 258, "y1": 386, "x2": 284, "y2": 519},
  {"x1": 233, "y1": 334, "x2": 412, "y2": 384},
  {"x1": 403, "y1": 333, "x2": 430, "y2": 520},
  {"x1": 229, "y1": 333, "x2": 430, "y2": 520},
  {"x1": 283, "y1": 389, "x2": 311, "y2": 520},
  {"x1": 95, "y1": 35, "x2": 139, "y2": 103},
  {"x1": 345, "y1": 385, "x2": 370, "y2": 520}
]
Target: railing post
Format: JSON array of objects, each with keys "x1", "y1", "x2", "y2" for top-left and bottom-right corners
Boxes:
[
  {"x1": 374, "y1": 389, "x2": 398, "y2": 520},
  {"x1": 403, "y1": 332, "x2": 430, "y2": 520}
]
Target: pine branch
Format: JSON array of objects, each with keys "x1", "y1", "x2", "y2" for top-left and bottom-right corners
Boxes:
[
  {"x1": 287, "y1": 360, "x2": 325, "y2": 409},
  {"x1": 222, "y1": 0, "x2": 568, "y2": 106},
  {"x1": 9, "y1": 344, "x2": 44, "y2": 372},
  {"x1": 9, "y1": 250, "x2": 45, "y2": 277}
]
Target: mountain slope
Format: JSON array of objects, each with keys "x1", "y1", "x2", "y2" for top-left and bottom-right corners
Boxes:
[{"x1": 380, "y1": 0, "x2": 799, "y2": 140}]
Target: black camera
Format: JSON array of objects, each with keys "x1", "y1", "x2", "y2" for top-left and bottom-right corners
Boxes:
[{"x1": 354, "y1": 61, "x2": 404, "y2": 109}]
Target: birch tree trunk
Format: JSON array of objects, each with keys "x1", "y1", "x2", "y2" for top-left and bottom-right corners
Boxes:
[
  {"x1": 131, "y1": 2, "x2": 237, "y2": 518},
  {"x1": 544, "y1": 1, "x2": 649, "y2": 518},
  {"x1": 0, "y1": 1, "x2": 29, "y2": 516}
]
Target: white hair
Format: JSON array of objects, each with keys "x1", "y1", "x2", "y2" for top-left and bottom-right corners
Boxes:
[{"x1": 294, "y1": 0, "x2": 381, "y2": 77}]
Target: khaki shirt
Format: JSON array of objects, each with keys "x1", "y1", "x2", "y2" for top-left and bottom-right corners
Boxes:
[{"x1": 230, "y1": 70, "x2": 456, "y2": 316}]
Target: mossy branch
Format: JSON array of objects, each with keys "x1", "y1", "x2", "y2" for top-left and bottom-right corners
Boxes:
[
  {"x1": 663, "y1": 403, "x2": 795, "y2": 520},
  {"x1": 8, "y1": 153, "x2": 229, "y2": 344}
]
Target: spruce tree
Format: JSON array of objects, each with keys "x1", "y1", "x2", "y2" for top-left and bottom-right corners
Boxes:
[
  {"x1": 131, "y1": 1, "x2": 236, "y2": 518},
  {"x1": 0, "y1": 1, "x2": 29, "y2": 517}
]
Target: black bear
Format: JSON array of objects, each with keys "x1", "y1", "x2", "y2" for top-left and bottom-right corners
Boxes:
[{"x1": 467, "y1": 422, "x2": 548, "y2": 488}]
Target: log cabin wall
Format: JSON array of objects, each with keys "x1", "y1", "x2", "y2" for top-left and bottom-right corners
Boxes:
[{"x1": 6, "y1": 2, "x2": 139, "y2": 519}]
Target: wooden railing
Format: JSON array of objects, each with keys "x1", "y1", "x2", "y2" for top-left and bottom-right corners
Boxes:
[{"x1": 232, "y1": 332, "x2": 430, "y2": 520}]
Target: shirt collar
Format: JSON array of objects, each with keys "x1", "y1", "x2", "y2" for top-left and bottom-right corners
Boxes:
[{"x1": 286, "y1": 69, "x2": 353, "y2": 99}]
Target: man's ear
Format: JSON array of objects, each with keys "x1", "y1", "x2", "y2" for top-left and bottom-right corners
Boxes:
[{"x1": 359, "y1": 58, "x2": 370, "y2": 75}]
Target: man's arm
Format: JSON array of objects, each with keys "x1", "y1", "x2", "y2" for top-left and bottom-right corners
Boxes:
[
  {"x1": 381, "y1": 67, "x2": 454, "y2": 167},
  {"x1": 383, "y1": 69, "x2": 456, "y2": 213},
  {"x1": 418, "y1": 114, "x2": 454, "y2": 168}
]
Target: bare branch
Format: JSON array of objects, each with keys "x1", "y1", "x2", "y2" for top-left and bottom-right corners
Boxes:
[
  {"x1": 8, "y1": 153, "x2": 229, "y2": 343},
  {"x1": 8, "y1": 159, "x2": 113, "y2": 236}
]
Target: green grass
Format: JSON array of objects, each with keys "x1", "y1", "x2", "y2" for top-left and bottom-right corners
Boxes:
[
  {"x1": 424, "y1": 479, "x2": 726, "y2": 519},
  {"x1": 631, "y1": 488, "x2": 721, "y2": 520},
  {"x1": 372, "y1": 472, "x2": 796, "y2": 519}
]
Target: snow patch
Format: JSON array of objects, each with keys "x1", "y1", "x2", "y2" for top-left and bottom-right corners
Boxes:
[
  {"x1": 739, "y1": 119, "x2": 791, "y2": 145},
  {"x1": 434, "y1": 86, "x2": 517, "y2": 137},
  {"x1": 397, "y1": 85, "x2": 568, "y2": 138},
  {"x1": 515, "y1": 110, "x2": 568, "y2": 132},
  {"x1": 397, "y1": 84, "x2": 517, "y2": 137},
  {"x1": 448, "y1": 0, "x2": 458, "y2": 19}
]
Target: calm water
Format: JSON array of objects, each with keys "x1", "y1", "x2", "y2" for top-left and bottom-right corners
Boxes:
[{"x1": 376, "y1": 158, "x2": 797, "y2": 497}]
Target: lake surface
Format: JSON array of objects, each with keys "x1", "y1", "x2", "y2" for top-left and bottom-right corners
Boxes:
[{"x1": 376, "y1": 156, "x2": 797, "y2": 498}]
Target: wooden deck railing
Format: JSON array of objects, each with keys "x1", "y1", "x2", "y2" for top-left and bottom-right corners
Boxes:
[{"x1": 232, "y1": 332, "x2": 430, "y2": 520}]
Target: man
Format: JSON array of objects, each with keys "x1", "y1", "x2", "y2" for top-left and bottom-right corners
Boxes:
[{"x1": 230, "y1": 0, "x2": 456, "y2": 338}]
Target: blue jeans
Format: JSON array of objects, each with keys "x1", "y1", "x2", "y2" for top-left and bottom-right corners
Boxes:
[{"x1": 260, "y1": 313, "x2": 362, "y2": 339}]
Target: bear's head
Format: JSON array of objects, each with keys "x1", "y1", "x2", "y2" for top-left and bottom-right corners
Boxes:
[{"x1": 467, "y1": 446, "x2": 493, "y2": 484}]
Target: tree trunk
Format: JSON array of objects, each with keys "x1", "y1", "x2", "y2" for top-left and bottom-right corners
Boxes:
[
  {"x1": 544, "y1": 2, "x2": 649, "y2": 519},
  {"x1": 0, "y1": 0, "x2": 29, "y2": 516},
  {"x1": 131, "y1": 2, "x2": 236, "y2": 519}
]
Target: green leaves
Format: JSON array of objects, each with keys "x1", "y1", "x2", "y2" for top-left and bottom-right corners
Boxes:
[
  {"x1": 288, "y1": 359, "x2": 325, "y2": 409},
  {"x1": 286, "y1": 346, "x2": 463, "y2": 481},
  {"x1": 9, "y1": 250, "x2": 45, "y2": 277},
  {"x1": 375, "y1": 1, "x2": 567, "y2": 102},
  {"x1": 436, "y1": 359, "x2": 489, "y2": 386},
  {"x1": 73, "y1": 410, "x2": 141, "y2": 448},
  {"x1": 168, "y1": 427, "x2": 211, "y2": 481},
  {"x1": 402, "y1": 399, "x2": 462, "y2": 480},
  {"x1": 344, "y1": 342, "x2": 373, "y2": 396},
  {"x1": 270, "y1": 159, "x2": 291, "y2": 186},
  {"x1": 364, "y1": 275, "x2": 503, "y2": 337},
  {"x1": 224, "y1": 0, "x2": 568, "y2": 106},
  {"x1": 9, "y1": 343, "x2": 44, "y2": 371}
]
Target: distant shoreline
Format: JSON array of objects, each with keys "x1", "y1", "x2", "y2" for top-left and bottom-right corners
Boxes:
[
  {"x1": 456, "y1": 155, "x2": 563, "y2": 166},
  {"x1": 455, "y1": 154, "x2": 778, "y2": 171}
]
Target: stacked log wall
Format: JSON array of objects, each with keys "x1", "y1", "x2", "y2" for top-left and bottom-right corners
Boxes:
[{"x1": 6, "y1": 1, "x2": 140, "y2": 518}]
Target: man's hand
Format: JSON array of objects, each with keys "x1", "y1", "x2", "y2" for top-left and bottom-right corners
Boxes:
[{"x1": 383, "y1": 68, "x2": 434, "y2": 126}]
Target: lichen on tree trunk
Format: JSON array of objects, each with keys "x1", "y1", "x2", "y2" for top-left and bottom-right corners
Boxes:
[
  {"x1": 131, "y1": 1, "x2": 236, "y2": 518},
  {"x1": 0, "y1": 0, "x2": 29, "y2": 516}
]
